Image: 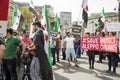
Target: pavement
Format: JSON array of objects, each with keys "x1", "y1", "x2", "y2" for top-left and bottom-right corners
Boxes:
[
  {"x1": 53, "y1": 53, "x2": 120, "y2": 80},
  {"x1": 17, "y1": 53, "x2": 120, "y2": 80}
]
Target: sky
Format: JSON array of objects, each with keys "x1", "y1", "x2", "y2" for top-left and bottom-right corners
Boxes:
[{"x1": 13, "y1": 0, "x2": 118, "y2": 21}]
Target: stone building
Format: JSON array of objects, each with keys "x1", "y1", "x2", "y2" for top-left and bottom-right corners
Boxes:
[{"x1": 85, "y1": 12, "x2": 118, "y2": 33}]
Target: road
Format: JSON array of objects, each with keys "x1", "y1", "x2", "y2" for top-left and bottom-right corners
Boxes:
[
  {"x1": 53, "y1": 54, "x2": 120, "y2": 80},
  {"x1": 17, "y1": 53, "x2": 120, "y2": 80}
]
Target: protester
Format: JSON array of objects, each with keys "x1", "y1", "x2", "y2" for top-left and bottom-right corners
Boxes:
[
  {"x1": 22, "y1": 29, "x2": 33, "y2": 79},
  {"x1": 61, "y1": 36, "x2": 66, "y2": 60},
  {"x1": 0, "y1": 38, "x2": 5, "y2": 64},
  {"x1": 97, "y1": 32, "x2": 106, "y2": 63},
  {"x1": 50, "y1": 38, "x2": 56, "y2": 65},
  {"x1": 3, "y1": 28, "x2": 26, "y2": 80},
  {"x1": 64, "y1": 32, "x2": 79, "y2": 67},
  {"x1": 76, "y1": 38, "x2": 81, "y2": 58},
  {"x1": 87, "y1": 33, "x2": 95, "y2": 69},
  {"x1": 27, "y1": 21, "x2": 52, "y2": 80},
  {"x1": 55, "y1": 38, "x2": 60, "y2": 62},
  {"x1": 106, "y1": 32, "x2": 119, "y2": 75},
  {"x1": 13, "y1": 30, "x2": 22, "y2": 71}
]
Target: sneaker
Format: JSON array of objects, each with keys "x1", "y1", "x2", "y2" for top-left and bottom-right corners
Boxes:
[
  {"x1": 67, "y1": 64, "x2": 71, "y2": 67},
  {"x1": 111, "y1": 71, "x2": 117, "y2": 75},
  {"x1": 52, "y1": 63, "x2": 56, "y2": 65},
  {"x1": 105, "y1": 70, "x2": 111, "y2": 73},
  {"x1": 91, "y1": 66, "x2": 94, "y2": 69},
  {"x1": 97, "y1": 61, "x2": 102, "y2": 63},
  {"x1": 89, "y1": 66, "x2": 92, "y2": 69},
  {"x1": 75, "y1": 64, "x2": 79, "y2": 67}
]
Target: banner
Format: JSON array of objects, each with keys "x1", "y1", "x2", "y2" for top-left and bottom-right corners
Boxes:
[
  {"x1": 81, "y1": 37, "x2": 100, "y2": 50},
  {"x1": 0, "y1": 0, "x2": 9, "y2": 20},
  {"x1": 100, "y1": 36, "x2": 117, "y2": 52},
  {"x1": 0, "y1": 0, "x2": 9, "y2": 37},
  {"x1": 81, "y1": 37, "x2": 117, "y2": 52}
]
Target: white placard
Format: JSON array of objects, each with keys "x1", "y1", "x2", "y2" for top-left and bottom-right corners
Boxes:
[
  {"x1": 106, "y1": 23, "x2": 120, "y2": 32},
  {"x1": 0, "y1": 21, "x2": 7, "y2": 37}
]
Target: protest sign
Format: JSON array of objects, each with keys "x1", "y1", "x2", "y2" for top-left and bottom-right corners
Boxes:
[
  {"x1": 81, "y1": 36, "x2": 117, "y2": 52},
  {"x1": 81, "y1": 37, "x2": 100, "y2": 50},
  {"x1": 100, "y1": 36, "x2": 117, "y2": 52}
]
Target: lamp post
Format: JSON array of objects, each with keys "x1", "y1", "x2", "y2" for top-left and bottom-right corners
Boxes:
[
  {"x1": 118, "y1": 0, "x2": 120, "y2": 52},
  {"x1": 118, "y1": 0, "x2": 120, "y2": 22},
  {"x1": 91, "y1": 21, "x2": 94, "y2": 33}
]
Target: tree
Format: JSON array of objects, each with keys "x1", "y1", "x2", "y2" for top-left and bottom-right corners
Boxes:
[{"x1": 21, "y1": 6, "x2": 33, "y2": 26}]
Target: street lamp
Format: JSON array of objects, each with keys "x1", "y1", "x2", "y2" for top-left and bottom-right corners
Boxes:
[
  {"x1": 118, "y1": 0, "x2": 120, "y2": 22},
  {"x1": 118, "y1": 0, "x2": 120, "y2": 52}
]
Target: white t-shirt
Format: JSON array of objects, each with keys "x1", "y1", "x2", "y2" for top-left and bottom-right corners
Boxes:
[{"x1": 64, "y1": 37, "x2": 75, "y2": 48}]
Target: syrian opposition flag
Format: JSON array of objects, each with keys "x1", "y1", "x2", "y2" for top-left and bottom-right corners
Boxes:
[
  {"x1": 41, "y1": 5, "x2": 52, "y2": 68},
  {"x1": 99, "y1": 8, "x2": 105, "y2": 22},
  {"x1": 82, "y1": 0, "x2": 88, "y2": 28},
  {"x1": 53, "y1": 14, "x2": 61, "y2": 38},
  {"x1": 11, "y1": 5, "x2": 24, "y2": 31},
  {"x1": 29, "y1": 0, "x2": 38, "y2": 21},
  {"x1": 95, "y1": 8, "x2": 105, "y2": 31},
  {"x1": 22, "y1": 22, "x2": 26, "y2": 30}
]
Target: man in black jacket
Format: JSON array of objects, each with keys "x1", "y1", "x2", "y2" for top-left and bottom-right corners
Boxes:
[{"x1": 27, "y1": 22, "x2": 52, "y2": 80}]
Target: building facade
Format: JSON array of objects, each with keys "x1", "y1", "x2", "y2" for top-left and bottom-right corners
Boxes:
[
  {"x1": 60, "y1": 12, "x2": 72, "y2": 27},
  {"x1": 85, "y1": 12, "x2": 118, "y2": 33}
]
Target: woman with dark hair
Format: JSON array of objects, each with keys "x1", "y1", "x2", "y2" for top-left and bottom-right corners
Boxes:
[
  {"x1": 106, "y1": 32, "x2": 119, "y2": 75},
  {"x1": 87, "y1": 33, "x2": 95, "y2": 69}
]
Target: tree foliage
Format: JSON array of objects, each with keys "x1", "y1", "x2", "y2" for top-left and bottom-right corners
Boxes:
[{"x1": 21, "y1": 6, "x2": 33, "y2": 26}]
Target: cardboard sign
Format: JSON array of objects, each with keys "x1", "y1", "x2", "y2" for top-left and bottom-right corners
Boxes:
[
  {"x1": 100, "y1": 36, "x2": 117, "y2": 52},
  {"x1": 81, "y1": 37, "x2": 100, "y2": 50}
]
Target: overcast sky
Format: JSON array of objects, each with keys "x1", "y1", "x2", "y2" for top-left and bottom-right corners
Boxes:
[{"x1": 13, "y1": 0, "x2": 118, "y2": 21}]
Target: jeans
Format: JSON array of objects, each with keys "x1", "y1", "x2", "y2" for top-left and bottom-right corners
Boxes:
[
  {"x1": 56, "y1": 48, "x2": 60, "y2": 62},
  {"x1": 51, "y1": 48, "x2": 56, "y2": 64},
  {"x1": 3, "y1": 58, "x2": 17, "y2": 80}
]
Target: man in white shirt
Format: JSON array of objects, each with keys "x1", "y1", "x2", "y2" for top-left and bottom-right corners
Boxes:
[{"x1": 64, "y1": 32, "x2": 79, "y2": 67}]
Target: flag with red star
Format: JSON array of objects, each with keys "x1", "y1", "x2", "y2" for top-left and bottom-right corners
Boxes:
[
  {"x1": 29, "y1": 0, "x2": 38, "y2": 21},
  {"x1": 53, "y1": 14, "x2": 61, "y2": 38},
  {"x1": 41, "y1": 5, "x2": 52, "y2": 68},
  {"x1": 11, "y1": 4, "x2": 24, "y2": 31},
  {"x1": 82, "y1": 0, "x2": 88, "y2": 28}
]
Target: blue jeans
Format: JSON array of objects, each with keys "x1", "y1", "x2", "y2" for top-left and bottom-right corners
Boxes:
[{"x1": 3, "y1": 58, "x2": 17, "y2": 80}]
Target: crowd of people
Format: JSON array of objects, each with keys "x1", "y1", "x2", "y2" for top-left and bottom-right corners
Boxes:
[
  {"x1": 0, "y1": 22, "x2": 53, "y2": 80},
  {"x1": 0, "y1": 21, "x2": 120, "y2": 80}
]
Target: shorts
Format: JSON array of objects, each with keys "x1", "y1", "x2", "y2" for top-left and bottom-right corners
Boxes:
[{"x1": 66, "y1": 48, "x2": 76, "y2": 59}]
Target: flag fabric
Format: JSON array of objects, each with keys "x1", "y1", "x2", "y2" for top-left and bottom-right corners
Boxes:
[
  {"x1": 29, "y1": 24, "x2": 35, "y2": 38},
  {"x1": 29, "y1": 0, "x2": 38, "y2": 21},
  {"x1": 95, "y1": 8, "x2": 105, "y2": 31},
  {"x1": 53, "y1": 14, "x2": 61, "y2": 38},
  {"x1": 22, "y1": 22, "x2": 26, "y2": 30},
  {"x1": 82, "y1": 0, "x2": 88, "y2": 28},
  {"x1": 11, "y1": 5, "x2": 24, "y2": 31},
  {"x1": 41, "y1": 5, "x2": 52, "y2": 68},
  {"x1": 99, "y1": 8, "x2": 105, "y2": 22}
]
